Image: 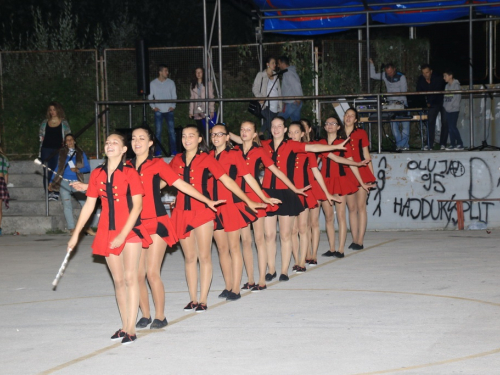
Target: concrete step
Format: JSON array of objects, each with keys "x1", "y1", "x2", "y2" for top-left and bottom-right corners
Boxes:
[
  {"x1": 9, "y1": 187, "x2": 46, "y2": 200},
  {"x1": 8, "y1": 173, "x2": 45, "y2": 188},
  {"x1": 5, "y1": 200, "x2": 64, "y2": 216},
  {"x1": 9, "y1": 160, "x2": 45, "y2": 174},
  {"x1": 1, "y1": 215, "x2": 66, "y2": 235}
]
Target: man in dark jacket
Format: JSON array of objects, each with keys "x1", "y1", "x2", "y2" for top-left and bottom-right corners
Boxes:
[{"x1": 416, "y1": 64, "x2": 448, "y2": 150}]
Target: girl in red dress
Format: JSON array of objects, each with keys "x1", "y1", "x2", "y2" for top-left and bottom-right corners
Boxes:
[
  {"x1": 343, "y1": 108, "x2": 376, "y2": 250},
  {"x1": 287, "y1": 121, "x2": 338, "y2": 273},
  {"x1": 259, "y1": 117, "x2": 348, "y2": 281},
  {"x1": 319, "y1": 117, "x2": 373, "y2": 258},
  {"x1": 169, "y1": 125, "x2": 264, "y2": 312},
  {"x1": 229, "y1": 121, "x2": 307, "y2": 292},
  {"x1": 68, "y1": 132, "x2": 151, "y2": 345},
  {"x1": 209, "y1": 124, "x2": 276, "y2": 301},
  {"x1": 129, "y1": 127, "x2": 221, "y2": 329}
]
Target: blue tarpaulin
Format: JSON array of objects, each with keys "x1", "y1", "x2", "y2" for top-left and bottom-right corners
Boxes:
[{"x1": 255, "y1": 0, "x2": 500, "y2": 35}]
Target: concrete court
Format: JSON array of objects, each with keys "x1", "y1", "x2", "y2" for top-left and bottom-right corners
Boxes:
[{"x1": 1, "y1": 230, "x2": 500, "y2": 375}]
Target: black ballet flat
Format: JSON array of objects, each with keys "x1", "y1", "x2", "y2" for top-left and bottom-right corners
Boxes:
[{"x1": 265, "y1": 272, "x2": 277, "y2": 281}]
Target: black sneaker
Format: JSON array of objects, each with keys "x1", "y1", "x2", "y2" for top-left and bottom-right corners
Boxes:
[
  {"x1": 135, "y1": 316, "x2": 152, "y2": 328},
  {"x1": 309, "y1": 260, "x2": 318, "y2": 266},
  {"x1": 279, "y1": 274, "x2": 289, "y2": 282},
  {"x1": 333, "y1": 251, "x2": 345, "y2": 258},
  {"x1": 242, "y1": 282, "x2": 255, "y2": 290},
  {"x1": 226, "y1": 291, "x2": 241, "y2": 301},
  {"x1": 322, "y1": 251, "x2": 335, "y2": 257},
  {"x1": 218, "y1": 289, "x2": 231, "y2": 299},
  {"x1": 265, "y1": 272, "x2": 277, "y2": 281},
  {"x1": 150, "y1": 318, "x2": 168, "y2": 329},
  {"x1": 251, "y1": 284, "x2": 267, "y2": 293},
  {"x1": 121, "y1": 333, "x2": 137, "y2": 345},
  {"x1": 195, "y1": 303, "x2": 208, "y2": 313},
  {"x1": 352, "y1": 244, "x2": 364, "y2": 250},
  {"x1": 183, "y1": 301, "x2": 198, "y2": 311},
  {"x1": 296, "y1": 267, "x2": 306, "y2": 274},
  {"x1": 111, "y1": 328, "x2": 125, "y2": 340},
  {"x1": 348, "y1": 243, "x2": 355, "y2": 249}
]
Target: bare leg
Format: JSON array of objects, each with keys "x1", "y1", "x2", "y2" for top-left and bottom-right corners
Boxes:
[
  {"x1": 227, "y1": 229, "x2": 243, "y2": 294},
  {"x1": 252, "y1": 218, "x2": 267, "y2": 286},
  {"x1": 309, "y1": 205, "x2": 321, "y2": 260},
  {"x1": 106, "y1": 242, "x2": 142, "y2": 335},
  {"x1": 297, "y1": 208, "x2": 310, "y2": 267},
  {"x1": 145, "y1": 234, "x2": 167, "y2": 320},
  {"x1": 322, "y1": 200, "x2": 336, "y2": 252},
  {"x1": 278, "y1": 215, "x2": 295, "y2": 275},
  {"x1": 291, "y1": 217, "x2": 299, "y2": 265},
  {"x1": 179, "y1": 235, "x2": 199, "y2": 304},
  {"x1": 240, "y1": 225, "x2": 255, "y2": 285},
  {"x1": 264, "y1": 215, "x2": 278, "y2": 275},
  {"x1": 137, "y1": 245, "x2": 151, "y2": 320},
  {"x1": 356, "y1": 189, "x2": 369, "y2": 245},
  {"x1": 335, "y1": 196, "x2": 347, "y2": 253},
  {"x1": 194, "y1": 221, "x2": 214, "y2": 304},
  {"x1": 214, "y1": 229, "x2": 233, "y2": 291},
  {"x1": 346, "y1": 193, "x2": 359, "y2": 245}
]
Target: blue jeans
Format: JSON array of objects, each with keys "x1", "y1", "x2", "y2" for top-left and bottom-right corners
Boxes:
[
  {"x1": 391, "y1": 121, "x2": 410, "y2": 148},
  {"x1": 154, "y1": 111, "x2": 177, "y2": 156},
  {"x1": 59, "y1": 180, "x2": 86, "y2": 230},
  {"x1": 281, "y1": 101, "x2": 303, "y2": 122},
  {"x1": 445, "y1": 111, "x2": 463, "y2": 147}
]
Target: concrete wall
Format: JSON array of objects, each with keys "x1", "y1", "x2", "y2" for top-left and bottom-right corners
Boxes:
[{"x1": 367, "y1": 151, "x2": 500, "y2": 230}]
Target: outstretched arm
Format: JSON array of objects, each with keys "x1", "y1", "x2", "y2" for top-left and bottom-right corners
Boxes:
[
  {"x1": 363, "y1": 146, "x2": 374, "y2": 175},
  {"x1": 311, "y1": 168, "x2": 340, "y2": 205},
  {"x1": 172, "y1": 179, "x2": 224, "y2": 212},
  {"x1": 268, "y1": 164, "x2": 309, "y2": 196},
  {"x1": 349, "y1": 165, "x2": 375, "y2": 192},
  {"x1": 327, "y1": 153, "x2": 370, "y2": 167},
  {"x1": 242, "y1": 174, "x2": 281, "y2": 206},
  {"x1": 305, "y1": 138, "x2": 349, "y2": 153},
  {"x1": 228, "y1": 132, "x2": 243, "y2": 144},
  {"x1": 67, "y1": 197, "x2": 97, "y2": 252},
  {"x1": 219, "y1": 174, "x2": 266, "y2": 213}
]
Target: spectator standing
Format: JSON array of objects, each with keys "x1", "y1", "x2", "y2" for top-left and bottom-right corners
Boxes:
[
  {"x1": 416, "y1": 64, "x2": 448, "y2": 150},
  {"x1": 369, "y1": 59, "x2": 410, "y2": 151},
  {"x1": 443, "y1": 70, "x2": 463, "y2": 150},
  {"x1": 252, "y1": 57, "x2": 282, "y2": 138},
  {"x1": 39, "y1": 102, "x2": 71, "y2": 200},
  {"x1": 278, "y1": 56, "x2": 303, "y2": 121},
  {"x1": 149, "y1": 65, "x2": 177, "y2": 156},
  {"x1": 189, "y1": 67, "x2": 215, "y2": 136}
]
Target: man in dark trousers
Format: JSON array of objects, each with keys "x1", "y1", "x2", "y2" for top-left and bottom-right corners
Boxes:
[{"x1": 416, "y1": 64, "x2": 448, "y2": 150}]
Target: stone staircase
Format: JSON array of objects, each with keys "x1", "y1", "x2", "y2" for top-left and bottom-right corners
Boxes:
[{"x1": 2, "y1": 160, "x2": 88, "y2": 235}]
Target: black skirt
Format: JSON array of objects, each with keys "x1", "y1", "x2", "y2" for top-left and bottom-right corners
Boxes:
[{"x1": 263, "y1": 188, "x2": 304, "y2": 217}]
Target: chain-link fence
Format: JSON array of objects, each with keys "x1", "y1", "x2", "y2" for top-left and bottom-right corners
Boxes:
[{"x1": 0, "y1": 50, "x2": 99, "y2": 158}]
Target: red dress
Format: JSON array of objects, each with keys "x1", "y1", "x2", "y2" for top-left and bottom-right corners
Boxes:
[
  {"x1": 289, "y1": 151, "x2": 319, "y2": 209},
  {"x1": 261, "y1": 139, "x2": 306, "y2": 216},
  {"x1": 209, "y1": 147, "x2": 257, "y2": 232},
  {"x1": 169, "y1": 151, "x2": 226, "y2": 239},
  {"x1": 346, "y1": 128, "x2": 376, "y2": 184},
  {"x1": 233, "y1": 143, "x2": 279, "y2": 218},
  {"x1": 128, "y1": 156, "x2": 180, "y2": 247},
  {"x1": 86, "y1": 162, "x2": 152, "y2": 257},
  {"x1": 318, "y1": 138, "x2": 359, "y2": 196}
]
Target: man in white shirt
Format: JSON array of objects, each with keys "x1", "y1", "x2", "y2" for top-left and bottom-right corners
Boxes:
[{"x1": 149, "y1": 65, "x2": 177, "y2": 156}]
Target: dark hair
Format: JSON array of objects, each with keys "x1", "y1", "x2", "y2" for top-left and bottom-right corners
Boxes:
[
  {"x1": 158, "y1": 64, "x2": 168, "y2": 72},
  {"x1": 300, "y1": 118, "x2": 316, "y2": 142},
  {"x1": 107, "y1": 131, "x2": 128, "y2": 163},
  {"x1": 211, "y1": 123, "x2": 232, "y2": 150},
  {"x1": 324, "y1": 116, "x2": 345, "y2": 139},
  {"x1": 421, "y1": 63, "x2": 432, "y2": 71},
  {"x1": 132, "y1": 126, "x2": 155, "y2": 157},
  {"x1": 183, "y1": 125, "x2": 209, "y2": 153},
  {"x1": 289, "y1": 121, "x2": 308, "y2": 143},
  {"x1": 444, "y1": 69, "x2": 454, "y2": 76},
  {"x1": 278, "y1": 55, "x2": 290, "y2": 66},
  {"x1": 384, "y1": 63, "x2": 395, "y2": 70},
  {"x1": 46, "y1": 101, "x2": 66, "y2": 121},
  {"x1": 263, "y1": 56, "x2": 276, "y2": 71},
  {"x1": 191, "y1": 67, "x2": 205, "y2": 90}
]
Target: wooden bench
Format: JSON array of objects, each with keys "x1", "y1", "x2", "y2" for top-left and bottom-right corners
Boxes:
[{"x1": 437, "y1": 198, "x2": 500, "y2": 230}]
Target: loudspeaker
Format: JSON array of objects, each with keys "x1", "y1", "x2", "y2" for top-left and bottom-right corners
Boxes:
[{"x1": 136, "y1": 40, "x2": 150, "y2": 96}]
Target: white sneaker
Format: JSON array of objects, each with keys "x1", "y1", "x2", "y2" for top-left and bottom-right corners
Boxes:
[
  {"x1": 423, "y1": 145, "x2": 430, "y2": 151},
  {"x1": 445, "y1": 146, "x2": 455, "y2": 151},
  {"x1": 440, "y1": 145, "x2": 446, "y2": 150},
  {"x1": 402, "y1": 147, "x2": 409, "y2": 151},
  {"x1": 455, "y1": 145, "x2": 464, "y2": 150}
]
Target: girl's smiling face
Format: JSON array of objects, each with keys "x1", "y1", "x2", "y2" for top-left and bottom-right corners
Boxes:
[
  {"x1": 131, "y1": 128, "x2": 153, "y2": 157},
  {"x1": 271, "y1": 118, "x2": 286, "y2": 139},
  {"x1": 182, "y1": 127, "x2": 202, "y2": 152},
  {"x1": 240, "y1": 122, "x2": 257, "y2": 142},
  {"x1": 324, "y1": 117, "x2": 340, "y2": 134},
  {"x1": 105, "y1": 134, "x2": 127, "y2": 159},
  {"x1": 210, "y1": 125, "x2": 229, "y2": 150}
]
